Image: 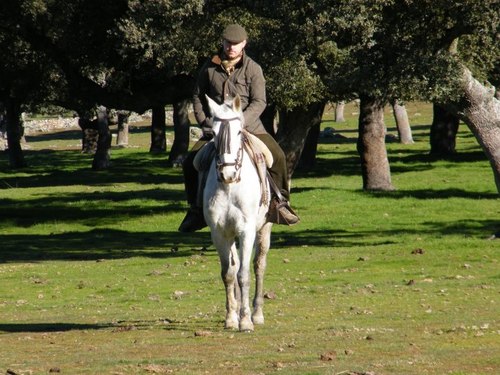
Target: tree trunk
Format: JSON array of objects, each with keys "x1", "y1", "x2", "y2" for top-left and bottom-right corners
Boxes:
[
  {"x1": 357, "y1": 96, "x2": 394, "y2": 191},
  {"x1": 78, "y1": 110, "x2": 98, "y2": 154},
  {"x1": 116, "y1": 111, "x2": 130, "y2": 146},
  {"x1": 335, "y1": 101, "x2": 345, "y2": 122},
  {"x1": 430, "y1": 103, "x2": 459, "y2": 157},
  {"x1": 261, "y1": 104, "x2": 278, "y2": 136},
  {"x1": 444, "y1": 68, "x2": 500, "y2": 193},
  {"x1": 276, "y1": 102, "x2": 325, "y2": 179},
  {"x1": 150, "y1": 105, "x2": 166, "y2": 153},
  {"x1": 92, "y1": 106, "x2": 112, "y2": 170},
  {"x1": 168, "y1": 100, "x2": 191, "y2": 166},
  {"x1": 392, "y1": 99, "x2": 414, "y2": 144},
  {"x1": 297, "y1": 122, "x2": 320, "y2": 169},
  {"x1": 82, "y1": 127, "x2": 98, "y2": 154},
  {"x1": 5, "y1": 97, "x2": 26, "y2": 168}
]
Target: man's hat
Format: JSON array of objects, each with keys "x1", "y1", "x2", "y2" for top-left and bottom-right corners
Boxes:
[{"x1": 222, "y1": 24, "x2": 248, "y2": 43}]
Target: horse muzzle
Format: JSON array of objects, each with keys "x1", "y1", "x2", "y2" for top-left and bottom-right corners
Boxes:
[
  {"x1": 217, "y1": 165, "x2": 241, "y2": 184},
  {"x1": 216, "y1": 155, "x2": 242, "y2": 184}
]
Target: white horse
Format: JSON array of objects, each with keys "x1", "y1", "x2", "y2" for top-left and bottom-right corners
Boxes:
[{"x1": 202, "y1": 94, "x2": 273, "y2": 332}]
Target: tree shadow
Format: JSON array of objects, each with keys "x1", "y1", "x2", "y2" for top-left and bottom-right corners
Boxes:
[
  {"x1": 270, "y1": 217, "x2": 498, "y2": 250},
  {"x1": 25, "y1": 129, "x2": 83, "y2": 144},
  {"x1": 390, "y1": 149, "x2": 487, "y2": 164},
  {"x1": 294, "y1": 147, "x2": 488, "y2": 180},
  {"x1": 1, "y1": 149, "x2": 182, "y2": 189},
  {"x1": 0, "y1": 322, "x2": 114, "y2": 333},
  {"x1": 0, "y1": 188, "x2": 186, "y2": 228},
  {"x1": 364, "y1": 188, "x2": 498, "y2": 200},
  {"x1": 0, "y1": 228, "x2": 213, "y2": 262},
  {"x1": 0, "y1": 318, "x2": 213, "y2": 334}
]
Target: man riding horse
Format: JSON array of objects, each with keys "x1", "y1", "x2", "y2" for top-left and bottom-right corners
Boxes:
[{"x1": 179, "y1": 24, "x2": 299, "y2": 232}]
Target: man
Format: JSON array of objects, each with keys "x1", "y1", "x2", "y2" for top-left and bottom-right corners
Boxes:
[{"x1": 179, "y1": 24, "x2": 299, "y2": 232}]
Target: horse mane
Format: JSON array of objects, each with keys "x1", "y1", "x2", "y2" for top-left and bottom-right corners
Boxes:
[{"x1": 218, "y1": 120, "x2": 231, "y2": 155}]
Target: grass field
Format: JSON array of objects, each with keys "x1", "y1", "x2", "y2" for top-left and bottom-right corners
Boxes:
[{"x1": 0, "y1": 102, "x2": 498, "y2": 374}]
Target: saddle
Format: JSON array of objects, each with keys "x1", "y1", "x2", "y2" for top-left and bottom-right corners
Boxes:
[
  {"x1": 242, "y1": 130, "x2": 273, "y2": 205},
  {"x1": 241, "y1": 131, "x2": 273, "y2": 169}
]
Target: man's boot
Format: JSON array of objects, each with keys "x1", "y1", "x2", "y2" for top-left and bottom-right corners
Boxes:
[
  {"x1": 278, "y1": 200, "x2": 300, "y2": 225},
  {"x1": 267, "y1": 197, "x2": 300, "y2": 225},
  {"x1": 178, "y1": 206, "x2": 207, "y2": 232}
]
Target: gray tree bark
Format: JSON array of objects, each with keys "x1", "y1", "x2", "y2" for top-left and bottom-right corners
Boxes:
[
  {"x1": 116, "y1": 111, "x2": 130, "y2": 147},
  {"x1": 392, "y1": 100, "x2": 413, "y2": 144},
  {"x1": 357, "y1": 96, "x2": 394, "y2": 191},
  {"x1": 335, "y1": 101, "x2": 345, "y2": 123},
  {"x1": 92, "y1": 106, "x2": 112, "y2": 170},
  {"x1": 445, "y1": 68, "x2": 500, "y2": 193}
]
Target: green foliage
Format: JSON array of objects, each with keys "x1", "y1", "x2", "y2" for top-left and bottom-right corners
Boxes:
[
  {"x1": 247, "y1": 0, "x2": 500, "y2": 105},
  {"x1": 0, "y1": 0, "x2": 205, "y2": 110},
  {"x1": 267, "y1": 57, "x2": 327, "y2": 109},
  {"x1": 459, "y1": 32, "x2": 500, "y2": 84},
  {"x1": 112, "y1": 0, "x2": 204, "y2": 74},
  {"x1": 1, "y1": 1, "x2": 498, "y2": 111},
  {"x1": 0, "y1": 104, "x2": 498, "y2": 374}
]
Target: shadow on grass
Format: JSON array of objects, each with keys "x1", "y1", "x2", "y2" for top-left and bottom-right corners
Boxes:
[
  {"x1": 0, "y1": 228, "x2": 213, "y2": 262},
  {"x1": 0, "y1": 318, "x2": 211, "y2": 334},
  {"x1": 361, "y1": 188, "x2": 498, "y2": 200},
  {"x1": 270, "y1": 217, "x2": 498, "y2": 250},
  {"x1": 293, "y1": 182, "x2": 497, "y2": 201},
  {"x1": 25, "y1": 129, "x2": 83, "y2": 144},
  {"x1": 1, "y1": 218, "x2": 496, "y2": 263},
  {"x1": 0, "y1": 322, "x2": 114, "y2": 333},
  {"x1": 0, "y1": 188, "x2": 186, "y2": 228},
  {"x1": 1, "y1": 149, "x2": 181, "y2": 189},
  {"x1": 294, "y1": 148, "x2": 489, "y2": 180}
]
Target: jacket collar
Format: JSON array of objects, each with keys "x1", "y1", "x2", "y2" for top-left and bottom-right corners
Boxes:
[{"x1": 211, "y1": 50, "x2": 246, "y2": 67}]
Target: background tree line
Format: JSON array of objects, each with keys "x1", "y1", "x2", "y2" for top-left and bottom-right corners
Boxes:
[{"x1": 1, "y1": 0, "x2": 499, "y2": 192}]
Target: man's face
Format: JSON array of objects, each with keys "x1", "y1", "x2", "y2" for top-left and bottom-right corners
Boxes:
[{"x1": 223, "y1": 39, "x2": 247, "y2": 59}]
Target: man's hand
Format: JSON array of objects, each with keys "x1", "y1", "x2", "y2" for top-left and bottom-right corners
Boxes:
[{"x1": 201, "y1": 118, "x2": 214, "y2": 139}]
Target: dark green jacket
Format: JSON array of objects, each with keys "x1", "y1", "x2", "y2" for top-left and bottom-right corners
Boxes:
[{"x1": 192, "y1": 52, "x2": 267, "y2": 135}]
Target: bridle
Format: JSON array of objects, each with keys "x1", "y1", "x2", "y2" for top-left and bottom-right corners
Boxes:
[{"x1": 214, "y1": 116, "x2": 244, "y2": 183}]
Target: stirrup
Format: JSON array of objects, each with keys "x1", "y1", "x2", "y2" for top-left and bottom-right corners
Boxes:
[{"x1": 265, "y1": 171, "x2": 300, "y2": 225}]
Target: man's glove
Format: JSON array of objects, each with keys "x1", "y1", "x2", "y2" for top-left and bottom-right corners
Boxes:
[{"x1": 201, "y1": 118, "x2": 214, "y2": 140}]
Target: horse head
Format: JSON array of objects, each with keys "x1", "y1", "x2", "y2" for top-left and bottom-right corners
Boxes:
[{"x1": 206, "y1": 94, "x2": 245, "y2": 183}]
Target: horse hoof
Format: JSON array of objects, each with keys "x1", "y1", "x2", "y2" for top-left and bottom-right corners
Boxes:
[
  {"x1": 239, "y1": 318, "x2": 254, "y2": 332},
  {"x1": 225, "y1": 320, "x2": 239, "y2": 330},
  {"x1": 252, "y1": 314, "x2": 264, "y2": 325}
]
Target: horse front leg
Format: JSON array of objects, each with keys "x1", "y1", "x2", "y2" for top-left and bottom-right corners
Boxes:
[
  {"x1": 238, "y1": 230, "x2": 257, "y2": 332},
  {"x1": 215, "y1": 236, "x2": 240, "y2": 330},
  {"x1": 252, "y1": 222, "x2": 272, "y2": 325}
]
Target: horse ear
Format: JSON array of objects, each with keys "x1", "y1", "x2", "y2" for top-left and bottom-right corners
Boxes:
[
  {"x1": 205, "y1": 94, "x2": 219, "y2": 116},
  {"x1": 233, "y1": 94, "x2": 242, "y2": 113}
]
